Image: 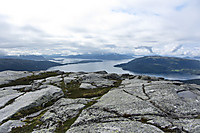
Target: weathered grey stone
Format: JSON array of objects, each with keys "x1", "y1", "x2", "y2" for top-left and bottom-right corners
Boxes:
[
  {"x1": 71, "y1": 107, "x2": 120, "y2": 127},
  {"x1": 63, "y1": 77, "x2": 76, "y2": 84},
  {"x1": 0, "y1": 87, "x2": 18, "y2": 98},
  {"x1": 80, "y1": 73, "x2": 115, "y2": 88},
  {"x1": 121, "y1": 79, "x2": 149, "y2": 88},
  {"x1": 173, "y1": 119, "x2": 200, "y2": 133},
  {"x1": 0, "y1": 93, "x2": 23, "y2": 108},
  {"x1": 34, "y1": 98, "x2": 92, "y2": 132},
  {"x1": 0, "y1": 120, "x2": 25, "y2": 133},
  {"x1": 120, "y1": 73, "x2": 136, "y2": 79},
  {"x1": 0, "y1": 71, "x2": 199, "y2": 132},
  {"x1": 66, "y1": 76, "x2": 200, "y2": 132},
  {"x1": 145, "y1": 83, "x2": 200, "y2": 117},
  {"x1": 0, "y1": 85, "x2": 31, "y2": 108},
  {"x1": 31, "y1": 76, "x2": 63, "y2": 90},
  {"x1": 0, "y1": 85, "x2": 63, "y2": 123},
  {"x1": 140, "y1": 75, "x2": 151, "y2": 80},
  {"x1": 94, "y1": 71, "x2": 108, "y2": 74},
  {"x1": 94, "y1": 89, "x2": 162, "y2": 116},
  {"x1": 31, "y1": 79, "x2": 46, "y2": 90},
  {"x1": 103, "y1": 73, "x2": 121, "y2": 80},
  {"x1": 79, "y1": 83, "x2": 97, "y2": 89},
  {"x1": 67, "y1": 120, "x2": 164, "y2": 133},
  {"x1": 143, "y1": 115, "x2": 173, "y2": 129},
  {"x1": 2, "y1": 85, "x2": 32, "y2": 91},
  {"x1": 0, "y1": 71, "x2": 32, "y2": 85}
]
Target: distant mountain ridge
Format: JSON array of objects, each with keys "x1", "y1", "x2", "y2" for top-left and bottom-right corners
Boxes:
[
  {"x1": 115, "y1": 56, "x2": 200, "y2": 75},
  {"x1": 0, "y1": 58, "x2": 62, "y2": 72},
  {"x1": 44, "y1": 53, "x2": 133, "y2": 60},
  {"x1": 0, "y1": 58, "x2": 103, "y2": 72},
  {"x1": 0, "y1": 55, "x2": 46, "y2": 61}
]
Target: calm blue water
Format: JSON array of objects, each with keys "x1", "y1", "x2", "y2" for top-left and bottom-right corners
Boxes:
[{"x1": 48, "y1": 59, "x2": 200, "y2": 80}]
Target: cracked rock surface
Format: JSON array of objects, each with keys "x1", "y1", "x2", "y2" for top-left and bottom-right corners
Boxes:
[
  {"x1": 0, "y1": 85, "x2": 64, "y2": 123},
  {"x1": 0, "y1": 70, "x2": 199, "y2": 133},
  {"x1": 33, "y1": 98, "x2": 93, "y2": 132},
  {"x1": 0, "y1": 71, "x2": 32, "y2": 85},
  {"x1": 67, "y1": 78, "x2": 200, "y2": 133}
]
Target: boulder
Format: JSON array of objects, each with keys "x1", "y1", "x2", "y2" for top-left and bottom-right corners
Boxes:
[
  {"x1": 80, "y1": 73, "x2": 115, "y2": 88},
  {"x1": 0, "y1": 93, "x2": 23, "y2": 108},
  {"x1": 0, "y1": 85, "x2": 63, "y2": 123},
  {"x1": 0, "y1": 120, "x2": 25, "y2": 133},
  {"x1": 0, "y1": 71, "x2": 32, "y2": 85},
  {"x1": 33, "y1": 98, "x2": 92, "y2": 132},
  {"x1": 79, "y1": 83, "x2": 97, "y2": 89},
  {"x1": 103, "y1": 73, "x2": 121, "y2": 80}
]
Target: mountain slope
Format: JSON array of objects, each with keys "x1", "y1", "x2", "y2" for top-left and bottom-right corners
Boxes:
[{"x1": 115, "y1": 56, "x2": 200, "y2": 75}]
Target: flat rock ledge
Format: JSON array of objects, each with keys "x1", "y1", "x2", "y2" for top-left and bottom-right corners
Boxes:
[{"x1": 0, "y1": 70, "x2": 199, "y2": 133}]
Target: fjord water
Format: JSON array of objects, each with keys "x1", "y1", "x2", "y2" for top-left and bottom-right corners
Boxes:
[
  {"x1": 48, "y1": 59, "x2": 200, "y2": 80},
  {"x1": 48, "y1": 59, "x2": 132, "y2": 74}
]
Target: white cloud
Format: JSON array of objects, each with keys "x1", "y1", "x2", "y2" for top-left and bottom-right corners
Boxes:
[{"x1": 0, "y1": 0, "x2": 199, "y2": 56}]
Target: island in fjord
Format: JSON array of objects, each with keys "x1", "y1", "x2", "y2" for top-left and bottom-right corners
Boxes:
[{"x1": 115, "y1": 56, "x2": 200, "y2": 75}]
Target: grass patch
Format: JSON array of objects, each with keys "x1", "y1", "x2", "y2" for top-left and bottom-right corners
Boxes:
[
  {"x1": 0, "y1": 71, "x2": 61, "y2": 88},
  {"x1": 4, "y1": 99, "x2": 57, "y2": 124},
  {"x1": 6, "y1": 74, "x2": 122, "y2": 132},
  {"x1": 55, "y1": 81, "x2": 122, "y2": 132},
  {"x1": 55, "y1": 116, "x2": 78, "y2": 133},
  {"x1": 196, "y1": 115, "x2": 200, "y2": 119},
  {"x1": 10, "y1": 110, "x2": 46, "y2": 133},
  {"x1": 0, "y1": 98, "x2": 58, "y2": 126},
  {"x1": 66, "y1": 80, "x2": 122, "y2": 98},
  {"x1": 81, "y1": 87, "x2": 113, "y2": 98},
  {"x1": 55, "y1": 100, "x2": 97, "y2": 133},
  {"x1": 60, "y1": 78, "x2": 68, "y2": 96}
]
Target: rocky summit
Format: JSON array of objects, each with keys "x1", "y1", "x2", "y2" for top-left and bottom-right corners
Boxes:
[{"x1": 0, "y1": 71, "x2": 199, "y2": 133}]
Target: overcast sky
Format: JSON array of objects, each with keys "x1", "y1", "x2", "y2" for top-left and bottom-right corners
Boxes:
[{"x1": 0, "y1": 0, "x2": 199, "y2": 56}]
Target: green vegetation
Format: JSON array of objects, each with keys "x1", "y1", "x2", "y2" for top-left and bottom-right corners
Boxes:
[
  {"x1": 55, "y1": 116, "x2": 78, "y2": 133},
  {"x1": 10, "y1": 98, "x2": 57, "y2": 121},
  {"x1": 3, "y1": 71, "x2": 123, "y2": 132},
  {"x1": 10, "y1": 110, "x2": 46, "y2": 133},
  {"x1": 0, "y1": 95, "x2": 21, "y2": 110},
  {"x1": 54, "y1": 79, "x2": 122, "y2": 132},
  {"x1": 115, "y1": 56, "x2": 200, "y2": 75},
  {"x1": 65, "y1": 80, "x2": 122, "y2": 98},
  {"x1": 55, "y1": 100, "x2": 98, "y2": 133}
]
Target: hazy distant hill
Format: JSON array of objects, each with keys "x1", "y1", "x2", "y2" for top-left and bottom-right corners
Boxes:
[
  {"x1": 0, "y1": 58, "x2": 104, "y2": 72},
  {"x1": 0, "y1": 55, "x2": 46, "y2": 61},
  {"x1": 0, "y1": 58, "x2": 62, "y2": 72},
  {"x1": 181, "y1": 79, "x2": 200, "y2": 85},
  {"x1": 44, "y1": 53, "x2": 133, "y2": 60},
  {"x1": 66, "y1": 53, "x2": 133, "y2": 60},
  {"x1": 115, "y1": 56, "x2": 200, "y2": 75}
]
